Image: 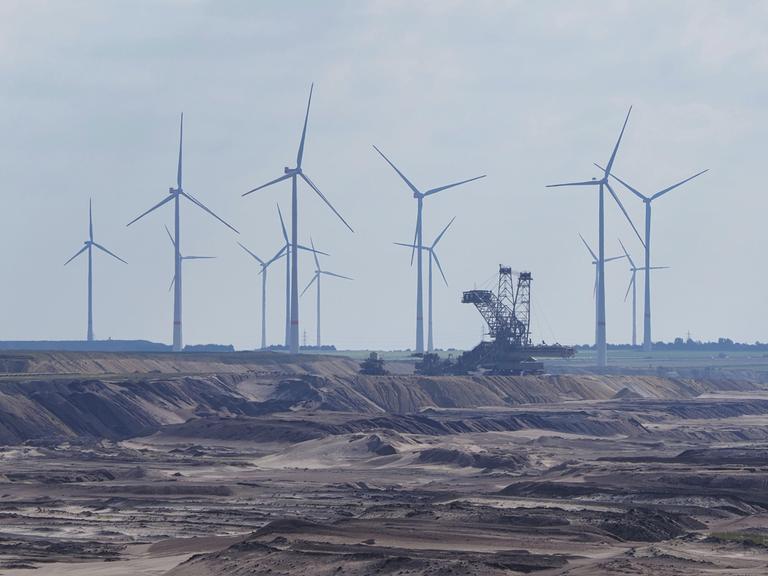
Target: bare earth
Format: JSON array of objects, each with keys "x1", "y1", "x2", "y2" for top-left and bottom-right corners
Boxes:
[{"x1": 0, "y1": 351, "x2": 766, "y2": 575}]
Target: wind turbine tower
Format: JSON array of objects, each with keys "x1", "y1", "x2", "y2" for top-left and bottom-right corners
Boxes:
[
  {"x1": 301, "y1": 238, "x2": 352, "y2": 347},
  {"x1": 238, "y1": 242, "x2": 285, "y2": 350},
  {"x1": 618, "y1": 238, "x2": 669, "y2": 347},
  {"x1": 578, "y1": 233, "x2": 624, "y2": 347},
  {"x1": 243, "y1": 85, "x2": 353, "y2": 354},
  {"x1": 272, "y1": 204, "x2": 328, "y2": 349},
  {"x1": 128, "y1": 114, "x2": 239, "y2": 352},
  {"x1": 277, "y1": 205, "x2": 291, "y2": 347},
  {"x1": 395, "y1": 217, "x2": 455, "y2": 352},
  {"x1": 165, "y1": 224, "x2": 215, "y2": 290},
  {"x1": 65, "y1": 199, "x2": 127, "y2": 341},
  {"x1": 373, "y1": 146, "x2": 484, "y2": 354}
]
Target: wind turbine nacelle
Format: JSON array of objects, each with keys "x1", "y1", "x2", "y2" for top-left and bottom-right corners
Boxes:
[{"x1": 284, "y1": 167, "x2": 295, "y2": 175}]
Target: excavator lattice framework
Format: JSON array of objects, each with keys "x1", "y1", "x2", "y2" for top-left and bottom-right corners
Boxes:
[{"x1": 458, "y1": 266, "x2": 574, "y2": 375}]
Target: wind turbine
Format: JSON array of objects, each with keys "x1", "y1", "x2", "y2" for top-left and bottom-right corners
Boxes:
[
  {"x1": 373, "y1": 146, "x2": 484, "y2": 354},
  {"x1": 277, "y1": 205, "x2": 291, "y2": 348},
  {"x1": 274, "y1": 204, "x2": 329, "y2": 349},
  {"x1": 395, "y1": 217, "x2": 455, "y2": 352},
  {"x1": 243, "y1": 85, "x2": 353, "y2": 354},
  {"x1": 618, "y1": 238, "x2": 668, "y2": 347},
  {"x1": 127, "y1": 114, "x2": 238, "y2": 352},
  {"x1": 547, "y1": 107, "x2": 642, "y2": 367},
  {"x1": 605, "y1": 168, "x2": 707, "y2": 352},
  {"x1": 65, "y1": 199, "x2": 127, "y2": 342},
  {"x1": 238, "y1": 242, "x2": 285, "y2": 350},
  {"x1": 301, "y1": 238, "x2": 352, "y2": 348},
  {"x1": 164, "y1": 225, "x2": 215, "y2": 293},
  {"x1": 578, "y1": 233, "x2": 624, "y2": 347}
]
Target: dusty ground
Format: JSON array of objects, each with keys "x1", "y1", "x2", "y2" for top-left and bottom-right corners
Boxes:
[{"x1": 0, "y1": 351, "x2": 766, "y2": 575}]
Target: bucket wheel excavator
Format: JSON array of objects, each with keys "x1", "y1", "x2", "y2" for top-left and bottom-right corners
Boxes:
[{"x1": 458, "y1": 266, "x2": 574, "y2": 374}]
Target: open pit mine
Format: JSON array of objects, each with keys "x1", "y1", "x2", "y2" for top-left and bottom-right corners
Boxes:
[{"x1": 0, "y1": 349, "x2": 765, "y2": 574}]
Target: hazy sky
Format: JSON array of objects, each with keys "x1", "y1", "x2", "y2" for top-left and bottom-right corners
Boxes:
[{"x1": 0, "y1": 0, "x2": 766, "y2": 350}]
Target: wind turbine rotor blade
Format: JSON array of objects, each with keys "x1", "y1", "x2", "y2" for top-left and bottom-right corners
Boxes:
[
  {"x1": 237, "y1": 241, "x2": 265, "y2": 265},
  {"x1": 617, "y1": 238, "x2": 635, "y2": 268},
  {"x1": 299, "y1": 173, "x2": 354, "y2": 233},
  {"x1": 432, "y1": 251, "x2": 448, "y2": 286},
  {"x1": 169, "y1": 274, "x2": 175, "y2": 293},
  {"x1": 578, "y1": 233, "x2": 598, "y2": 261},
  {"x1": 296, "y1": 243, "x2": 329, "y2": 256},
  {"x1": 593, "y1": 275, "x2": 597, "y2": 299},
  {"x1": 301, "y1": 273, "x2": 318, "y2": 297},
  {"x1": 266, "y1": 245, "x2": 287, "y2": 267},
  {"x1": 183, "y1": 255, "x2": 215, "y2": 260},
  {"x1": 606, "y1": 181, "x2": 645, "y2": 248},
  {"x1": 92, "y1": 242, "x2": 128, "y2": 264},
  {"x1": 321, "y1": 270, "x2": 353, "y2": 281},
  {"x1": 276, "y1": 203, "x2": 289, "y2": 243},
  {"x1": 296, "y1": 83, "x2": 313, "y2": 169},
  {"x1": 177, "y1": 113, "x2": 184, "y2": 190},
  {"x1": 243, "y1": 174, "x2": 292, "y2": 197},
  {"x1": 89, "y1": 198, "x2": 93, "y2": 242},
  {"x1": 394, "y1": 242, "x2": 420, "y2": 249},
  {"x1": 127, "y1": 193, "x2": 176, "y2": 226},
  {"x1": 605, "y1": 105, "x2": 632, "y2": 176},
  {"x1": 372, "y1": 145, "x2": 421, "y2": 196},
  {"x1": 624, "y1": 274, "x2": 634, "y2": 302},
  {"x1": 181, "y1": 191, "x2": 239, "y2": 234},
  {"x1": 604, "y1": 255, "x2": 625, "y2": 263},
  {"x1": 410, "y1": 208, "x2": 419, "y2": 265},
  {"x1": 164, "y1": 225, "x2": 176, "y2": 248},
  {"x1": 310, "y1": 237, "x2": 320, "y2": 271},
  {"x1": 424, "y1": 175, "x2": 486, "y2": 197},
  {"x1": 64, "y1": 245, "x2": 89, "y2": 266},
  {"x1": 651, "y1": 169, "x2": 709, "y2": 201},
  {"x1": 594, "y1": 163, "x2": 647, "y2": 201},
  {"x1": 649, "y1": 266, "x2": 670, "y2": 270},
  {"x1": 432, "y1": 216, "x2": 456, "y2": 248},
  {"x1": 546, "y1": 179, "x2": 600, "y2": 188}
]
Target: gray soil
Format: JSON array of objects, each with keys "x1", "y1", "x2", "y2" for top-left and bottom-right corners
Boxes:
[{"x1": 0, "y1": 350, "x2": 766, "y2": 575}]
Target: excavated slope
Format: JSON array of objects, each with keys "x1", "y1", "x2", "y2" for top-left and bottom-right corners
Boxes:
[
  {"x1": 0, "y1": 352, "x2": 763, "y2": 443},
  {"x1": 0, "y1": 350, "x2": 361, "y2": 378},
  {"x1": 307, "y1": 372, "x2": 765, "y2": 414},
  {"x1": 0, "y1": 375, "x2": 253, "y2": 443}
]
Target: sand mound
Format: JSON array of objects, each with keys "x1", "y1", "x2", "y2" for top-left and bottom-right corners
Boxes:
[
  {"x1": 613, "y1": 387, "x2": 645, "y2": 400},
  {"x1": 417, "y1": 448, "x2": 529, "y2": 470},
  {"x1": 597, "y1": 508, "x2": 702, "y2": 542},
  {"x1": 163, "y1": 409, "x2": 648, "y2": 445},
  {"x1": 165, "y1": 517, "x2": 568, "y2": 576},
  {"x1": 253, "y1": 431, "x2": 417, "y2": 470},
  {"x1": 674, "y1": 447, "x2": 768, "y2": 465}
]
